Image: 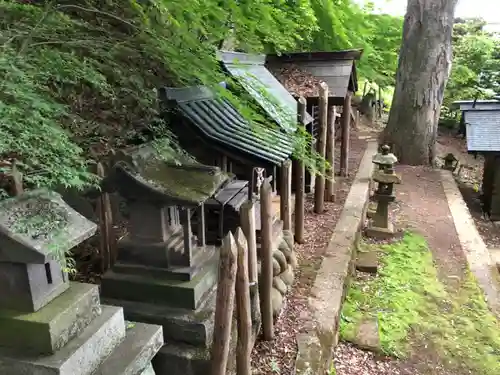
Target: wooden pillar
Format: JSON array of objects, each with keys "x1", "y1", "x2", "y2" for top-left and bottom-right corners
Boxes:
[
  {"x1": 280, "y1": 159, "x2": 292, "y2": 231},
  {"x1": 294, "y1": 97, "x2": 307, "y2": 244},
  {"x1": 314, "y1": 82, "x2": 329, "y2": 213},
  {"x1": 197, "y1": 203, "x2": 206, "y2": 247},
  {"x1": 325, "y1": 106, "x2": 336, "y2": 202},
  {"x1": 489, "y1": 156, "x2": 500, "y2": 220},
  {"x1": 234, "y1": 228, "x2": 252, "y2": 375},
  {"x1": 240, "y1": 201, "x2": 258, "y2": 286},
  {"x1": 260, "y1": 179, "x2": 274, "y2": 340},
  {"x1": 340, "y1": 92, "x2": 352, "y2": 177},
  {"x1": 211, "y1": 232, "x2": 237, "y2": 375}
]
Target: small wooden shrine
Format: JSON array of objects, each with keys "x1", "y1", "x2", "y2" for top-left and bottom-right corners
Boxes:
[
  {"x1": 453, "y1": 99, "x2": 500, "y2": 219},
  {"x1": 266, "y1": 49, "x2": 362, "y2": 184}
]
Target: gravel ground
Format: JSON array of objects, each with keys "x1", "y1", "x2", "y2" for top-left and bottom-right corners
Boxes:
[{"x1": 251, "y1": 135, "x2": 369, "y2": 375}]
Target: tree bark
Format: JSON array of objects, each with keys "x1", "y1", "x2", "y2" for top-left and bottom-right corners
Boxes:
[{"x1": 381, "y1": 0, "x2": 458, "y2": 165}]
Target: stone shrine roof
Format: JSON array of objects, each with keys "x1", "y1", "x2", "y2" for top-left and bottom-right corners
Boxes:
[
  {"x1": 0, "y1": 189, "x2": 97, "y2": 264},
  {"x1": 109, "y1": 159, "x2": 231, "y2": 206}
]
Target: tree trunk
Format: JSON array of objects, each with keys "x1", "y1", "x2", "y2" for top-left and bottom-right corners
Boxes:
[{"x1": 381, "y1": 0, "x2": 458, "y2": 165}]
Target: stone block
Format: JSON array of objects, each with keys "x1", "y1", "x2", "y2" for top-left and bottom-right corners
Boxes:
[
  {"x1": 0, "y1": 261, "x2": 69, "y2": 313},
  {"x1": 96, "y1": 322, "x2": 163, "y2": 375},
  {"x1": 152, "y1": 329, "x2": 237, "y2": 375},
  {"x1": 355, "y1": 250, "x2": 378, "y2": 274},
  {"x1": 100, "y1": 260, "x2": 218, "y2": 310},
  {"x1": 0, "y1": 282, "x2": 100, "y2": 354},
  {"x1": 103, "y1": 290, "x2": 216, "y2": 348},
  {"x1": 0, "y1": 305, "x2": 126, "y2": 375},
  {"x1": 352, "y1": 318, "x2": 381, "y2": 352},
  {"x1": 365, "y1": 222, "x2": 396, "y2": 240}
]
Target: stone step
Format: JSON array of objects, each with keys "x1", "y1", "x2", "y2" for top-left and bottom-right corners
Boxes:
[
  {"x1": 113, "y1": 246, "x2": 217, "y2": 282},
  {"x1": 0, "y1": 305, "x2": 126, "y2": 375},
  {"x1": 0, "y1": 282, "x2": 100, "y2": 355},
  {"x1": 95, "y1": 322, "x2": 163, "y2": 375},
  {"x1": 103, "y1": 289, "x2": 216, "y2": 348},
  {"x1": 152, "y1": 320, "x2": 239, "y2": 375},
  {"x1": 101, "y1": 259, "x2": 218, "y2": 310}
]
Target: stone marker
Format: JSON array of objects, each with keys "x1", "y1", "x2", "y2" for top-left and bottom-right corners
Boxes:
[
  {"x1": 0, "y1": 189, "x2": 163, "y2": 375},
  {"x1": 366, "y1": 145, "x2": 401, "y2": 239},
  {"x1": 352, "y1": 318, "x2": 381, "y2": 352},
  {"x1": 355, "y1": 250, "x2": 378, "y2": 274}
]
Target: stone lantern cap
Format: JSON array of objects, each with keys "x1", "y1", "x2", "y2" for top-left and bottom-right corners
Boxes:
[
  {"x1": 372, "y1": 145, "x2": 398, "y2": 166},
  {"x1": 0, "y1": 189, "x2": 97, "y2": 264}
]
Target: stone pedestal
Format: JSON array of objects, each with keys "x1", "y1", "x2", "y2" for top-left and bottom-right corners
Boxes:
[{"x1": 0, "y1": 190, "x2": 163, "y2": 375}]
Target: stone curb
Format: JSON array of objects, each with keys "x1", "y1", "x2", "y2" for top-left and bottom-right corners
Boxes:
[
  {"x1": 440, "y1": 170, "x2": 500, "y2": 315},
  {"x1": 294, "y1": 141, "x2": 377, "y2": 375}
]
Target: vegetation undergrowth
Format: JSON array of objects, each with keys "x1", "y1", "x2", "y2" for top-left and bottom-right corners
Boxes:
[{"x1": 340, "y1": 232, "x2": 500, "y2": 375}]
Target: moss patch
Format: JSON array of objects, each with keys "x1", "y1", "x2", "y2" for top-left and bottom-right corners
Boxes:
[{"x1": 340, "y1": 232, "x2": 500, "y2": 375}]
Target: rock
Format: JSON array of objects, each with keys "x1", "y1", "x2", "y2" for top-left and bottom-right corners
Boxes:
[
  {"x1": 282, "y1": 230, "x2": 294, "y2": 252},
  {"x1": 288, "y1": 251, "x2": 298, "y2": 270},
  {"x1": 273, "y1": 276, "x2": 288, "y2": 296},
  {"x1": 273, "y1": 250, "x2": 288, "y2": 274},
  {"x1": 272, "y1": 258, "x2": 281, "y2": 276},
  {"x1": 352, "y1": 318, "x2": 381, "y2": 352},
  {"x1": 278, "y1": 239, "x2": 293, "y2": 261},
  {"x1": 271, "y1": 288, "x2": 284, "y2": 317},
  {"x1": 279, "y1": 265, "x2": 295, "y2": 286}
]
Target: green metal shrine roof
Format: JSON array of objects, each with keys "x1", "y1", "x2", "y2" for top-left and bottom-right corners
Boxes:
[
  {"x1": 218, "y1": 51, "x2": 313, "y2": 131},
  {"x1": 159, "y1": 85, "x2": 294, "y2": 166}
]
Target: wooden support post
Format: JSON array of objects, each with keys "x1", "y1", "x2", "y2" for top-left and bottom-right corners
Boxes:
[
  {"x1": 211, "y1": 232, "x2": 238, "y2": 375},
  {"x1": 181, "y1": 208, "x2": 193, "y2": 264},
  {"x1": 96, "y1": 162, "x2": 116, "y2": 273},
  {"x1": 234, "y1": 228, "x2": 252, "y2": 375},
  {"x1": 340, "y1": 92, "x2": 352, "y2": 177},
  {"x1": 11, "y1": 160, "x2": 24, "y2": 196},
  {"x1": 325, "y1": 106, "x2": 336, "y2": 202},
  {"x1": 240, "y1": 201, "x2": 258, "y2": 286},
  {"x1": 295, "y1": 97, "x2": 306, "y2": 244},
  {"x1": 197, "y1": 203, "x2": 206, "y2": 247},
  {"x1": 280, "y1": 159, "x2": 292, "y2": 231},
  {"x1": 314, "y1": 82, "x2": 329, "y2": 213},
  {"x1": 259, "y1": 178, "x2": 274, "y2": 340},
  {"x1": 221, "y1": 155, "x2": 228, "y2": 172}
]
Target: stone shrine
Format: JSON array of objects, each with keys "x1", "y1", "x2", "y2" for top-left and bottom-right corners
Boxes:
[
  {"x1": 366, "y1": 148, "x2": 402, "y2": 239},
  {"x1": 0, "y1": 189, "x2": 163, "y2": 375},
  {"x1": 100, "y1": 154, "x2": 241, "y2": 375}
]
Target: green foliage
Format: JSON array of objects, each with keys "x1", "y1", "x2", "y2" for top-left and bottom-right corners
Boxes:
[
  {"x1": 441, "y1": 17, "x2": 500, "y2": 124},
  {"x1": 340, "y1": 232, "x2": 500, "y2": 374},
  {"x1": 306, "y1": 0, "x2": 403, "y2": 87},
  {"x1": 0, "y1": 0, "x2": 320, "y2": 194}
]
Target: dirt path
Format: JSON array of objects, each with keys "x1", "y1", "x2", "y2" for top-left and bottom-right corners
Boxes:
[
  {"x1": 335, "y1": 165, "x2": 500, "y2": 375},
  {"x1": 394, "y1": 166, "x2": 467, "y2": 288}
]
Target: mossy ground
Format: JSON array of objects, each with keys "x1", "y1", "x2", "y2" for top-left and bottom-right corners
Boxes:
[{"x1": 339, "y1": 232, "x2": 500, "y2": 375}]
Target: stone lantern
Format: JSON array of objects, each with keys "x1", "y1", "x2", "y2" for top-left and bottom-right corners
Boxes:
[
  {"x1": 366, "y1": 146, "x2": 401, "y2": 239},
  {"x1": 442, "y1": 153, "x2": 458, "y2": 172},
  {"x1": 367, "y1": 145, "x2": 399, "y2": 218},
  {"x1": 372, "y1": 145, "x2": 398, "y2": 171}
]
